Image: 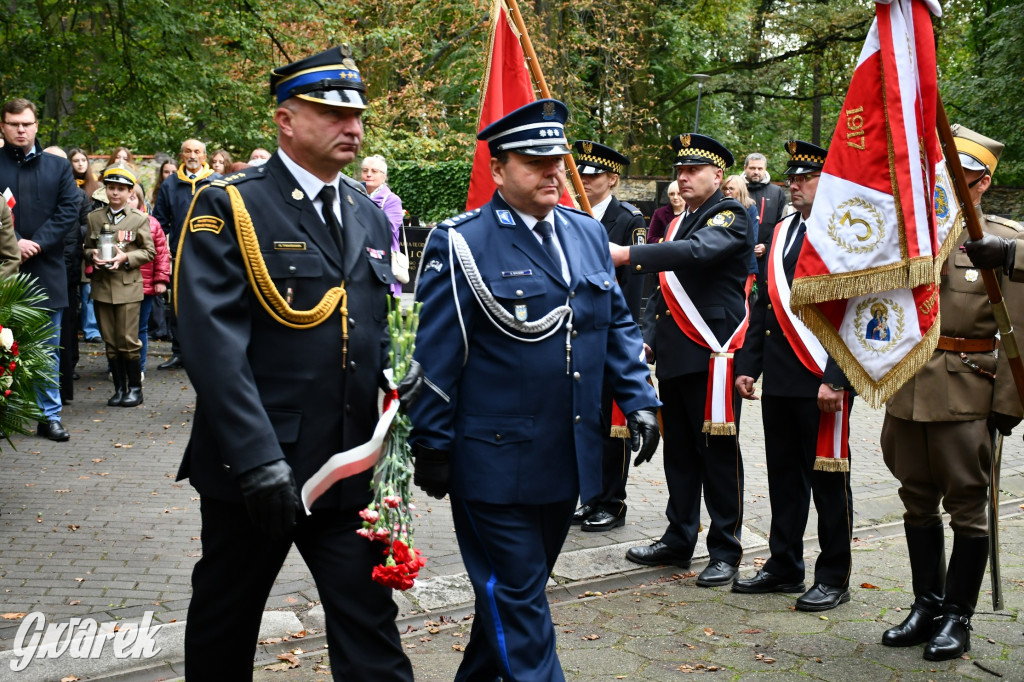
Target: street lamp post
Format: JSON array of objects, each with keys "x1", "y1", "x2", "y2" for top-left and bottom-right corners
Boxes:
[{"x1": 692, "y1": 73, "x2": 711, "y2": 133}]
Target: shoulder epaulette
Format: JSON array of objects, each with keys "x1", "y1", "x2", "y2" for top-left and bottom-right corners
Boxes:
[
  {"x1": 556, "y1": 204, "x2": 591, "y2": 218},
  {"x1": 211, "y1": 166, "x2": 266, "y2": 187},
  {"x1": 987, "y1": 214, "x2": 1024, "y2": 233},
  {"x1": 440, "y1": 208, "x2": 482, "y2": 229},
  {"x1": 339, "y1": 174, "x2": 369, "y2": 196},
  {"x1": 620, "y1": 201, "x2": 644, "y2": 218}
]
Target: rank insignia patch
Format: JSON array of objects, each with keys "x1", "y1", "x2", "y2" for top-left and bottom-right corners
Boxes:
[
  {"x1": 708, "y1": 210, "x2": 735, "y2": 228},
  {"x1": 496, "y1": 210, "x2": 516, "y2": 226},
  {"x1": 632, "y1": 227, "x2": 647, "y2": 245},
  {"x1": 425, "y1": 258, "x2": 444, "y2": 273},
  {"x1": 189, "y1": 216, "x2": 225, "y2": 234}
]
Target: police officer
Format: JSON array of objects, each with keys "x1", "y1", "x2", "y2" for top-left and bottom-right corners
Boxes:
[
  {"x1": 570, "y1": 139, "x2": 647, "y2": 531},
  {"x1": 409, "y1": 99, "x2": 660, "y2": 682},
  {"x1": 173, "y1": 46, "x2": 414, "y2": 680},
  {"x1": 610, "y1": 133, "x2": 752, "y2": 587},
  {"x1": 733, "y1": 141, "x2": 855, "y2": 611},
  {"x1": 84, "y1": 164, "x2": 155, "y2": 408},
  {"x1": 885, "y1": 125, "x2": 1024, "y2": 661}
]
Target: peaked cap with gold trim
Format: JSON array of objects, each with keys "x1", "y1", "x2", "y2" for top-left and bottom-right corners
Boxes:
[
  {"x1": 573, "y1": 140, "x2": 629, "y2": 175},
  {"x1": 270, "y1": 45, "x2": 367, "y2": 109},
  {"x1": 783, "y1": 139, "x2": 828, "y2": 176},
  {"x1": 101, "y1": 163, "x2": 137, "y2": 187},
  {"x1": 951, "y1": 124, "x2": 1002, "y2": 175},
  {"x1": 671, "y1": 133, "x2": 733, "y2": 170}
]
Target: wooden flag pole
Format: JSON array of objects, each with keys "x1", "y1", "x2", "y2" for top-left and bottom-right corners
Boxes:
[
  {"x1": 936, "y1": 96, "x2": 1024, "y2": 405},
  {"x1": 505, "y1": 0, "x2": 593, "y2": 216}
]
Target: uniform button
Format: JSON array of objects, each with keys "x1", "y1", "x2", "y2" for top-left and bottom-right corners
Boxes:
[
  {"x1": 349, "y1": 317, "x2": 355, "y2": 326},
  {"x1": 767, "y1": 303, "x2": 772, "y2": 310},
  {"x1": 222, "y1": 463, "x2": 231, "y2": 472},
  {"x1": 495, "y1": 433, "x2": 503, "y2": 441},
  {"x1": 575, "y1": 415, "x2": 581, "y2": 423},
  {"x1": 288, "y1": 265, "x2": 297, "y2": 274},
  {"x1": 573, "y1": 371, "x2": 581, "y2": 381},
  {"x1": 655, "y1": 314, "x2": 660, "y2": 320},
  {"x1": 349, "y1": 361, "x2": 357, "y2": 370},
  {"x1": 765, "y1": 330, "x2": 771, "y2": 337},
  {"x1": 665, "y1": 309, "x2": 672, "y2": 317},
  {"x1": 570, "y1": 291, "x2": 576, "y2": 299},
  {"x1": 571, "y1": 330, "x2": 578, "y2": 338},
  {"x1": 635, "y1": 264, "x2": 642, "y2": 272},
  {"x1": 603, "y1": 280, "x2": 610, "y2": 287},
  {"x1": 516, "y1": 289, "x2": 524, "y2": 297},
  {"x1": 345, "y1": 404, "x2": 352, "y2": 413}
]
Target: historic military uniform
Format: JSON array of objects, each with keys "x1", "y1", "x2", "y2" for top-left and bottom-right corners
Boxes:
[
  {"x1": 84, "y1": 164, "x2": 155, "y2": 407},
  {"x1": 733, "y1": 141, "x2": 855, "y2": 609},
  {"x1": 571, "y1": 140, "x2": 647, "y2": 531},
  {"x1": 882, "y1": 125, "x2": 1024, "y2": 661},
  {"x1": 174, "y1": 48, "x2": 413, "y2": 680},
  {"x1": 625, "y1": 134, "x2": 753, "y2": 585},
  {"x1": 409, "y1": 100, "x2": 659, "y2": 682},
  {"x1": 0, "y1": 200, "x2": 19, "y2": 279}
]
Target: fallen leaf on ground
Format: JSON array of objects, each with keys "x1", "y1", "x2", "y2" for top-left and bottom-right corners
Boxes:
[
  {"x1": 703, "y1": 627, "x2": 715, "y2": 636},
  {"x1": 739, "y1": 628, "x2": 761, "y2": 634},
  {"x1": 452, "y1": 643, "x2": 466, "y2": 652},
  {"x1": 860, "y1": 582, "x2": 879, "y2": 589},
  {"x1": 582, "y1": 634, "x2": 600, "y2": 641},
  {"x1": 2, "y1": 613, "x2": 26, "y2": 620}
]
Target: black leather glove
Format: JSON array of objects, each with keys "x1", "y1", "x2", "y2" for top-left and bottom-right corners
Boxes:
[
  {"x1": 965, "y1": 234, "x2": 1016, "y2": 274},
  {"x1": 412, "y1": 443, "x2": 450, "y2": 499},
  {"x1": 627, "y1": 408, "x2": 661, "y2": 466},
  {"x1": 237, "y1": 460, "x2": 302, "y2": 541},
  {"x1": 396, "y1": 360, "x2": 424, "y2": 407},
  {"x1": 988, "y1": 412, "x2": 1021, "y2": 437}
]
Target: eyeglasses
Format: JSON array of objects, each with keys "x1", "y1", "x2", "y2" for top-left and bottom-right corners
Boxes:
[
  {"x1": 786, "y1": 173, "x2": 820, "y2": 186},
  {"x1": 361, "y1": 168, "x2": 383, "y2": 175},
  {"x1": 2, "y1": 120, "x2": 37, "y2": 130}
]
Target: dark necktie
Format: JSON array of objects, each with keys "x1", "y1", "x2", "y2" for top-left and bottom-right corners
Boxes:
[
  {"x1": 318, "y1": 185, "x2": 345, "y2": 256},
  {"x1": 188, "y1": 173, "x2": 196, "y2": 180},
  {"x1": 535, "y1": 220, "x2": 561, "y2": 269},
  {"x1": 784, "y1": 221, "x2": 806, "y2": 259}
]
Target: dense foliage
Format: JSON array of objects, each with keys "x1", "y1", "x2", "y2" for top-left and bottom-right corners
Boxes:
[{"x1": 1, "y1": 0, "x2": 1019, "y2": 184}]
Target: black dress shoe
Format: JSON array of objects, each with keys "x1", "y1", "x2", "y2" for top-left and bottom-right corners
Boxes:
[
  {"x1": 157, "y1": 355, "x2": 183, "y2": 370},
  {"x1": 796, "y1": 583, "x2": 850, "y2": 611},
  {"x1": 625, "y1": 541, "x2": 691, "y2": 568},
  {"x1": 696, "y1": 560, "x2": 738, "y2": 587},
  {"x1": 732, "y1": 569, "x2": 805, "y2": 594},
  {"x1": 582, "y1": 509, "x2": 625, "y2": 532},
  {"x1": 571, "y1": 504, "x2": 595, "y2": 525},
  {"x1": 36, "y1": 420, "x2": 70, "y2": 442}
]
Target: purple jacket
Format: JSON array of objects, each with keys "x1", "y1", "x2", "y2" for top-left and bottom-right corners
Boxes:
[{"x1": 369, "y1": 184, "x2": 404, "y2": 295}]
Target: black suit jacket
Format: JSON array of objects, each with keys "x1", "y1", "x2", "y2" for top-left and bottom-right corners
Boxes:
[
  {"x1": 632, "y1": 190, "x2": 752, "y2": 380},
  {"x1": 174, "y1": 153, "x2": 396, "y2": 509},
  {"x1": 602, "y1": 197, "x2": 646, "y2": 323},
  {"x1": 735, "y1": 212, "x2": 848, "y2": 396}
]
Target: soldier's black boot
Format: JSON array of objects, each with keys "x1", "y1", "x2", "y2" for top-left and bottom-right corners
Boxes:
[
  {"x1": 107, "y1": 358, "x2": 127, "y2": 407},
  {"x1": 883, "y1": 523, "x2": 945, "y2": 646},
  {"x1": 120, "y1": 358, "x2": 144, "y2": 407},
  {"x1": 923, "y1": 534, "x2": 988, "y2": 661}
]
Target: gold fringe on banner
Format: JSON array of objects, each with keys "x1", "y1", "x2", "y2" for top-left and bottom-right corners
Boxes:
[
  {"x1": 789, "y1": 262, "x2": 909, "y2": 307},
  {"x1": 908, "y1": 257, "x2": 937, "y2": 289},
  {"x1": 702, "y1": 421, "x2": 737, "y2": 436},
  {"x1": 933, "y1": 216, "x2": 965, "y2": 281},
  {"x1": 814, "y1": 458, "x2": 850, "y2": 473}
]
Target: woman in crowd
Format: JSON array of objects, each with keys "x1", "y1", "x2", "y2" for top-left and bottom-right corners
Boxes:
[
  {"x1": 646, "y1": 180, "x2": 685, "y2": 245},
  {"x1": 106, "y1": 146, "x2": 135, "y2": 169},
  {"x1": 127, "y1": 184, "x2": 170, "y2": 375},
  {"x1": 722, "y1": 173, "x2": 762, "y2": 278},
  {"x1": 150, "y1": 158, "x2": 178, "y2": 205},
  {"x1": 210, "y1": 149, "x2": 232, "y2": 175},
  {"x1": 361, "y1": 154, "x2": 404, "y2": 297},
  {"x1": 68, "y1": 148, "x2": 102, "y2": 197}
]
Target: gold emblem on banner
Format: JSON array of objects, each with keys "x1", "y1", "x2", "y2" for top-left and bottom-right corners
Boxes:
[{"x1": 827, "y1": 197, "x2": 885, "y2": 254}]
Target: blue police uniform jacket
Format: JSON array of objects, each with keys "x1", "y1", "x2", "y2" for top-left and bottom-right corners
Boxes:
[{"x1": 408, "y1": 192, "x2": 660, "y2": 505}]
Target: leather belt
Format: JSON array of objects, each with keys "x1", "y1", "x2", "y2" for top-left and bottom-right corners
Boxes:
[{"x1": 936, "y1": 336, "x2": 998, "y2": 353}]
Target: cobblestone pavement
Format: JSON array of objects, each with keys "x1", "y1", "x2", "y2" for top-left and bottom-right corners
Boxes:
[{"x1": 2, "y1": 339, "x2": 1024, "y2": 654}]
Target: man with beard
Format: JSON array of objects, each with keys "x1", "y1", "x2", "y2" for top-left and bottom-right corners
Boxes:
[{"x1": 745, "y1": 152, "x2": 787, "y2": 276}]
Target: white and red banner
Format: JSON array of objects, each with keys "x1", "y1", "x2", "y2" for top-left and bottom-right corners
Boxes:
[{"x1": 790, "y1": 0, "x2": 946, "y2": 407}]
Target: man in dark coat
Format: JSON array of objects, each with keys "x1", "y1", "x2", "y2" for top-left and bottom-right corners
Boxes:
[
  {"x1": 570, "y1": 139, "x2": 647, "y2": 531},
  {"x1": 173, "y1": 47, "x2": 413, "y2": 680},
  {"x1": 745, "y1": 152, "x2": 788, "y2": 277},
  {"x1": 408, "y1": 99, "x2": 660, "y2": 682},
  {"x1": 611, "y1": 133, "x2": 752, "y2": 588},
  {"x1": 733, "y1": 140, "x2": 855, "y2": 612},
  {"x1": 0, "y1": 98, "x2": 80, "y2": 441}
]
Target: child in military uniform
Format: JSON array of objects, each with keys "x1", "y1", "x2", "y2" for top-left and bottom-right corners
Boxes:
[{"x1": 84, "y1": 164, "x2": 155, "y2": 407}]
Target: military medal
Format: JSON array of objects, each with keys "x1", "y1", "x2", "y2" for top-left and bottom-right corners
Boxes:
[{"x1": 965, "y1": 269, "x2": 979, "y2": 282}]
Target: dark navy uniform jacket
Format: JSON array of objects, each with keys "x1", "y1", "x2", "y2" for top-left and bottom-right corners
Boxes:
[
  {"x1": 635, "y1": 190, "x2": 752, "y2": 379},
  {"x1": 174, "y1": 153, "x2": 395, "y2": 510},
  {"x1": 408, "y1": 192, "x2": 659, "y2": 505},
  {"x1": 601, "y1": 197, "x2": 646, "y2": 322}
]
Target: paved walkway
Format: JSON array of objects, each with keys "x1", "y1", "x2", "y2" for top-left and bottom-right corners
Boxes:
[{"x1": 1, "y1": 340, "x2": 1023, "y2": 679}]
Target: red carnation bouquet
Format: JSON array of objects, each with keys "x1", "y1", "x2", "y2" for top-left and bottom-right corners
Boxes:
[{"x1": 357, "y1": 298, "x2": 426, "y2": 590}]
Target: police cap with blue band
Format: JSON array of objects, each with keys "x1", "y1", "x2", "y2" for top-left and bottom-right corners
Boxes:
[
  {"x1": 671, "y1": 133, "x2": 734, "y2": 170},
  {"x1": 478, "y1": 99, "x2": 571, "y2": 157},
  {"x1": 270, "y1": 45, "x2": 368, "y2": 110}
]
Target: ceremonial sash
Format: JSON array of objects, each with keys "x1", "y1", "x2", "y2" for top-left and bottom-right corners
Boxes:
[
  {"x1": 659, "y1": 214, "x2": 753, "y2": 436},
  {"x1": 767, "y1": 217, "x2": 850, "y2": 472}
]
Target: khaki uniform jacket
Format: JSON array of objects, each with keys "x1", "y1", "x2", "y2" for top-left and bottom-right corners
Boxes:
[
  {"x1": 84, "y1": 208, "x2": 155, "y2": 304},
  {"x1": 886, "y1": 214, "x2": 1024, "y2": 422},
  {"x1": 0, "y1": 202, "x2": 20, "y2": 280}
]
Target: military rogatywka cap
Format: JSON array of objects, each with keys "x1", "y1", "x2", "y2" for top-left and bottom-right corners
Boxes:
[
  {"x1": 573, "y1": 140, "x2": 629, "y2": 175},
  {"x1": 270, "y1": 45, "x2": 368, "y2": 109},
  {"x1": 478, "y1": 99, "x2": 571, "y2": 157},
  {"x1": 671, "y1": 133, "x2": 734, "y2": 170},
  {"x1": 783, "y1": 139, "x2": 828, "y2": 175},
  {"x1": 101, "y1": 163, "x2": 136, "y2": 187},
  {"x1": 951, "y1": 123, "x2": 1003, "y2": 175}
]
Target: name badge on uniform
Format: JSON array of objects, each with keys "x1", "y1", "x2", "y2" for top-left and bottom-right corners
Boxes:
[
  {"x1": 274, "y1": 241, "x2": 307, "y2": 250},
  {"x1": 515, "y1": 304, "x2": 528, "y2": 321},
  {"x1": 496, "y1": 210, "x2": 516, "y2": 226},
  {"x1": 501, "y1": 269, "x2": 533, "y2": 277}
]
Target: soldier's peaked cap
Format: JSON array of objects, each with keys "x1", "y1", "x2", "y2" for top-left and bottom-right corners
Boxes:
[
  {"x1": 671, "y1": 133, "x2": 733, "y2": 170},
  {"x1": 478, "y1": 99, "x2": 571, "y2": 157},
  {"x1": 783, "y1": 140, "x2": 828, "y2": 175},
  {"x1": 951, "y1": 124, "x2": 1002, "y2": 175},
  {"x1": 573, "y1": 140, "x2": 629, "y2": 175},
  {"x1": 270, "y1": 45, "x2": 367, "y2": 109},
  {"x1": 101, "y1": 163, "x2": 136, "y2": 187}
]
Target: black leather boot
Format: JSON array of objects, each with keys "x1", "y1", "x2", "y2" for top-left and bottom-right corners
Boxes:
[
  {"x1": 923, "y1": 534, "x2": 989, "y2": 661},
  {"x1": 107, "y1": 358, "x2": 127, "y2": 407},
  {"x1": 883, "y1": 523, "x2": 945, "y2": 646},
  {"x1": 120, "y1": 358, "x2": 144, "y2": 407}
]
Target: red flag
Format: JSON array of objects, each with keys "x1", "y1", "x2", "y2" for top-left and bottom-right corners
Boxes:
[{"x1": 466, "y1": 0, "x2": 573, "y2": 211}]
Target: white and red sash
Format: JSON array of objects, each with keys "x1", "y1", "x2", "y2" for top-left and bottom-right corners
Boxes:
[
  {"x1": 767, "y1": 217, "x2": 850, "y2": 472},
  {"x1": 659, "y1": 214, "x2": 753, "y2": 436}
]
